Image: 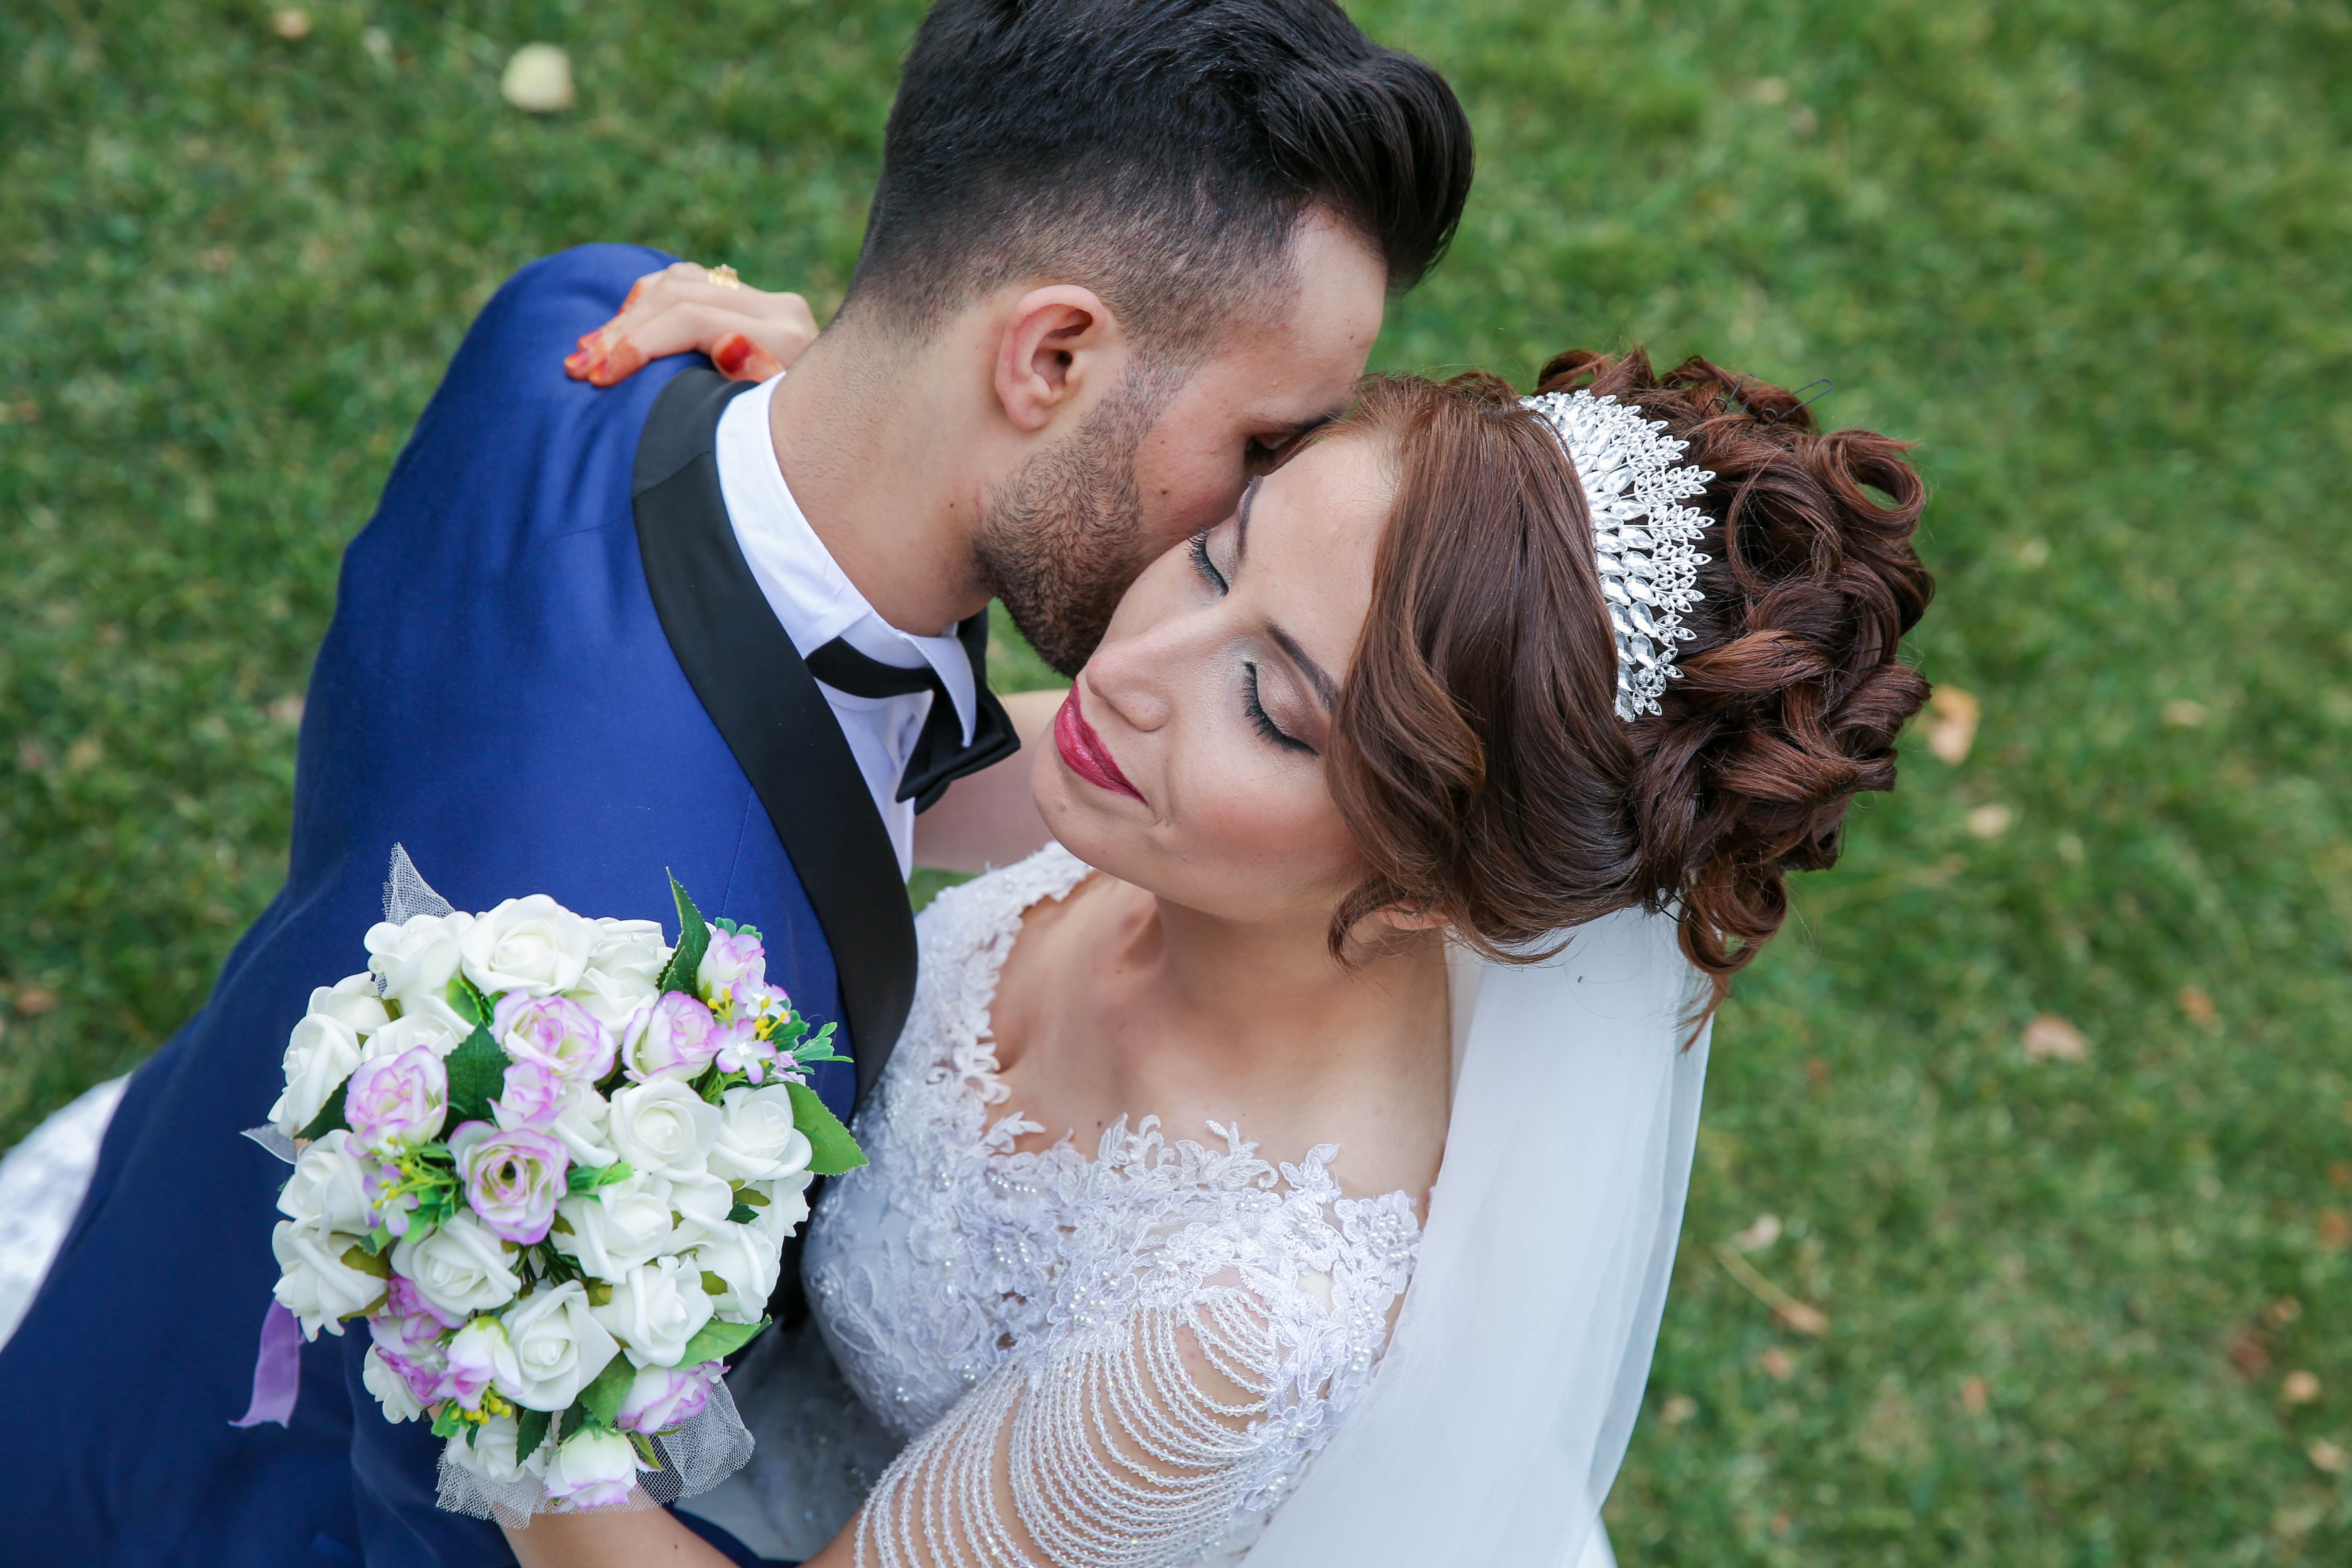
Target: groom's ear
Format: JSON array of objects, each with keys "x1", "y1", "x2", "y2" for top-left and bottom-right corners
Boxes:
[{"x1": 992, "y1": 286, "x2": 1127, "y2": 434}]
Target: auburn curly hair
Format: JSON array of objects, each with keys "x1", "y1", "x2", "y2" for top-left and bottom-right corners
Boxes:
[{"x1": 1320, "y1": 350, "x2": 1934, "y2": 1014}]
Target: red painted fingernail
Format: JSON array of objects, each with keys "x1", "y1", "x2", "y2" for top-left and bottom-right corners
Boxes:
[{"x1": 713, "y1": 334, "x2": 752, "y2": 376}]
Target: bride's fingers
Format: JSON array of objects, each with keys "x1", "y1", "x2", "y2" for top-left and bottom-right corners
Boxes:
[
  {"x1": 565, "y1": 265, "x2": 816, "y2": 383},
  {"x1": 570, "y1": 301, "x2": 816, "y2": 386}
]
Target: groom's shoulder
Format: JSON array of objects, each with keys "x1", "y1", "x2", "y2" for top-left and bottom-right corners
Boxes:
[
  {"x1": 393, "y1": 245, "x2": 681, "y2": 494},
  {"x1": 442, "y1": 244, "x2": 676, "y2": 393}
]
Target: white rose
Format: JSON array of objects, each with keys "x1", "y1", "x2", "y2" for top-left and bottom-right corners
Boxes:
[
  {"x1": 276, "y1": 1129, "x2": 377, "y2": 1233},
  {"x1": 553, "y1": 1173, "x2": 678, "y2": 1275},
  {"x1": 365, "y1": 912, "x2": 474, "y2": 1006},
  {"x1": 606, "y1": 1079, "x2": 720, "y2": 1179},
  {"x1": 491, "y1": 1281, "x2": 621, "y2": 1412},
  {"x1": 692, "y1": 1221, "x2": 781, "y2": 1322},
  {"x1": 744, "y1": 1170, "x2": 815, "y2": 1237},
  {"x1": 543, "y1": 1425, "x2": 640, "y2": 1502},
  {"x1": 543, "y1": 1080, "x2": 620, "y2": 1167},
  {"x1": 591, "y1": 1254, "x2": 714, "y2": 1369},
  {"x1": 271, "y1": 1220, "x2": 386, "y2": 1338},
  {"x1": 308, "y1": 972, "x2": 391, "y2": 1037},
  {"x1": 358, "y1": 1009, "x2": 470, "y2": 1063},
  {"x1": 391, "y1": 1211, "x2": 522, "y2": 1319},
  {"x1": 270, "y1": 1013, "x2": 363, "y2": 1138},
  {"x1": 706, "y1": 1084, "x2": 813, "y2": 1183},
  {"x1": 666, "y1": 1171, "x2": 737, "y2": 1250},
  {"x1": 447, "y1": 1412, "x2": 544, "y2": 1482},
  {"x1": 568, "y1": 965, "x2": 662, "y2": 1031},
  {"x1": 458, "y1": 895, "x2": 594, "y2": 997},
  {"x1": 590, "y1": 918, "x2": 670, "y2": 983},
  {"x1": 363, "y1": 1344, "x2": 425, "y2": 1422}
]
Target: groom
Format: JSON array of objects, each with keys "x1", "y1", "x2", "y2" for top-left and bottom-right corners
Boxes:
[{"x1": 0, "y1": 2, "x2": 1469, "y2": 1564}]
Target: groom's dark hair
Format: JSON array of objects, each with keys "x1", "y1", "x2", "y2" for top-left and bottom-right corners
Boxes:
[{"x1": 842, "y1": 0, "x2": 1473, "y2": 352}]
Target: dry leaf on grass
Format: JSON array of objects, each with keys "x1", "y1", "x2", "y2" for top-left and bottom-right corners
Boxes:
[
  {"x1": 1965, "y1": 803, "x2": 2013, "y2": 839},
  {"x1": 2022, "y1": 1013, "x2": 2089, "y2": 1062},
  {"x1": 271, "y1": 9, "x2": 309, "y2": 38},
  {"x1": 501, "y1": 43, "x2": 575, "y2": 112},
  {"x1": 2283, "y1": 1371, "x2": 2322, "y2": 1404},
  {"x1": 1921, "y1": 686, "x2": 1980, "y2": 764},
  {"x1": 1760, "y1": 1346, "x2": 1794, "y2": 1380},
  {"x1": 2162, "y1": 699, "x2": 2209, "y2": 728},
  {"x1": 1959, "y1": 1375, "x2": 1989, "y2": 1415},
  {"x1": 1728, "y1": 1213, "x2": 1782, "y2": 1252},
  {"x1": 2309, "y1": 1440, "x2": 2346, "y2": 1475},
  {"x1": 1713, "y1": 1243, "x2": 1830, "y2": 1335}
]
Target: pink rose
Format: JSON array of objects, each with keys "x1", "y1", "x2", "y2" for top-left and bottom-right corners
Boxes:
[
  {"x1": 493, "y1": 993, "x2": 616, "y2": 1083},
  {"x1": 370, "y1": 1308, "x2": 453, "y2": 1404},
  {"x1": 615, "y1": 1359, "x2": 718, "y2": 1434},
  {"x1": 696, "y1": 929, "x2": 767, "y2": 1002},
  {"x1": 491, "y1": 1058, "x2": 564, "y2": 1130},
  {"x1": 343, "y1": 1046, "x2": 448, "y2": 1156},
  {"x1": 385, "y1": 1274, "x2": 464, "y2": 1330},
  {"x1": 449, "y1": 1121, "x2": 570, "y2": 1245},
  {"x1": 620, "y1": 991, "x2": 721, "y2": 1083}
]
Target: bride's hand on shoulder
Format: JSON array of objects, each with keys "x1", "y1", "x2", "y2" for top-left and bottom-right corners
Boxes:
[{"x1": 564, "y1": 261, "x2": 818, "y2": 388}]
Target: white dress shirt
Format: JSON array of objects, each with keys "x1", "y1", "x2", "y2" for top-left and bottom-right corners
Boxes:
[{"x1": 713, "y1": 373, "x2": 978, "y2": 878}]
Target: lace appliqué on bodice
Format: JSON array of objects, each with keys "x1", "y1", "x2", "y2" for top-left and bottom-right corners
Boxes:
[{"x1": 802, "y1": 844, "x2": 1421, "y2": 1567}]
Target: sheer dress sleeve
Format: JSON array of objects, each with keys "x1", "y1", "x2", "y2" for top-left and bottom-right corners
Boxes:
[{"x1": 851, "y1": 1151, "x2": 1419, "y2": 1568}]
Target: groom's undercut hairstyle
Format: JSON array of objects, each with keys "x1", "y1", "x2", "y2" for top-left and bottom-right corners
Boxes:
[{"x1": 844, "y1": 0, "x2": 1473, "y2": 355}]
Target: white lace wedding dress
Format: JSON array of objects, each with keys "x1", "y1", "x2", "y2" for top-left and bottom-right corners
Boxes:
[{"x1": 702, "y1": 844, "x2": 1423, "y2": 1566}]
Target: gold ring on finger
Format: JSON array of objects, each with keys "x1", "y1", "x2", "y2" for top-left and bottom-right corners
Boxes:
[{"x1": 706, "y1": 264, "x2": 742, "y2": 289}]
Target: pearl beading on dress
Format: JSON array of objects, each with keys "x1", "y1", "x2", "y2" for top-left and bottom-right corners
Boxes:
[{"x1": 1521, "y1": 389, "x2": 1716, "y2": 720}]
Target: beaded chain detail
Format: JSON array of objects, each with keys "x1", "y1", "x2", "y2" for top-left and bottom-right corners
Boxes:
[{"x1": 802, "y1": 844, "x2": 1421, "y2": 1568}]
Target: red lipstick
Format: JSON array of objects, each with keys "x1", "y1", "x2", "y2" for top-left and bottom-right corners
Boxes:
[{"x1": 1054, "y1": 689, "x2": 1144, "y2": 803}]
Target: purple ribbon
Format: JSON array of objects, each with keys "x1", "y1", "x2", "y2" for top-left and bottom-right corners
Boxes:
[{"x1": 229, "y1": 1301, "x2": 303, "y2": 1428}]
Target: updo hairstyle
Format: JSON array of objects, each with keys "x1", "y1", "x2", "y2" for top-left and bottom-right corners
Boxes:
[{"x1": 1321, "y1": 350, "x2": 1934, "y2": 1007}]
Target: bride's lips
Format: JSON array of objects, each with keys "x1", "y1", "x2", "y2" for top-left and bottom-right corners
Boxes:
[{"x1": 1054, "y1": 689, "x2": 1145, "y2": 803}]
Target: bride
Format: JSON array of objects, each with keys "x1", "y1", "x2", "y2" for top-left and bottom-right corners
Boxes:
[{"x1": 504, "y1": 327, "x2": 1931, "y2": 1566}]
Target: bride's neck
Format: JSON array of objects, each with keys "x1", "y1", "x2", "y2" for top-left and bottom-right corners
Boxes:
[{"x1": 1100, "y1": 884, "x2": 1450, "y2": 1089}]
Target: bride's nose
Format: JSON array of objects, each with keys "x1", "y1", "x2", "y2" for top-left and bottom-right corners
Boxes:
[{"x1": 1082, "y1": 622, "x2": 1182, "y2": 735}]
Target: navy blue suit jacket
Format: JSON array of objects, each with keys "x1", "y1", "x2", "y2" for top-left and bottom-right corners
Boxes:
[{"x1": 0, "y1": 246, "x2": 864, "y2": 1566}]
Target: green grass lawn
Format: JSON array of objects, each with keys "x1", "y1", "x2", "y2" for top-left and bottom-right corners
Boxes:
[{"x1": 4, "y1": 0, "x2": 2349, "y2": 1560}]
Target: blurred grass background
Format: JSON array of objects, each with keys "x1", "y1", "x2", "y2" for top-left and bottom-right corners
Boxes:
[{"x1": 4, "y1": 0, "x2": 2349, "y2": 1559}]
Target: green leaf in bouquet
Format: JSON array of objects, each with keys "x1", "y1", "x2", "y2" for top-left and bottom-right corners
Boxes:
[
  {"x1": 441, "y1": 1022, "x2": 509, "y2": 1127},
  {"x1": 786, "y1": 1082, "x2": 866, "y2": 1175},
  {"x1": 295, "y1": 1080, "x2": 350, "y2": 1141},
  {"x1": 733, "y1": 1185, "x2": 768, "y2": 1208},
  {"x1": 579, "y1": 1351, "x2": 638, "y2": 1429},
  {"x1": 429, "y1": 1403, "x2": 468, "y2": 1440},
  {"x1": 726, "y1": 1204, "x2": 760, "y2": 1225},
  {"x1": 656, "y1": 872, "x2": 712, "y2": 996},
  {"x1": 515, "y1": 1407, "x2": 553, "y2": 1466},
  {"x1": 566, "y1": 1160, "x2": 633, "y2": 1194},
  {"x1": 713, "y1": 918, "x2": 762, "y2": 943},
  {"x1": 677, "y1": 1314, "x2": 770, "y2": 1368},
  {"x1": 700, "y1": 1270, "x2": 730, "y2": 1296},
  {"x1": 441, "y1": 974, "x2": 490, "y2": 1028},
  {"x1": 340, "y1": 1243, "x2": 394, "y2": 1281},
  {"x1": 627, "y1": 1430, "x2": 664, "y2": 1469}
]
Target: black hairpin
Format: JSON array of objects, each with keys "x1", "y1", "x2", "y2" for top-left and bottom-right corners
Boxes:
[{"x1": 1760, "y1": 378, "x2": 1834, "y2": 425}]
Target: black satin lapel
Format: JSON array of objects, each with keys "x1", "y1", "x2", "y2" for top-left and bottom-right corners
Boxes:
[{"x1": 633, "y1": 365, "x2": 915, "y2": 1112}]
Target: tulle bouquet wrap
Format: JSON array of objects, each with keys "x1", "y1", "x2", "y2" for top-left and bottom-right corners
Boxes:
[{"x1": 257, "y1": 849, "x2": 863, "y2": 1524}]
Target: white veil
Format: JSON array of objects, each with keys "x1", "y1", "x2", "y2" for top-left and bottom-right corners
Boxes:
[{"x1": 1248, "y1": 906, "x2": 1710, "y2": 1567}]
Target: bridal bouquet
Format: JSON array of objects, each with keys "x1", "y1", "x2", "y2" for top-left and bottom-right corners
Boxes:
[{"x1": 260, "y1": 854, "x2": 862, "y2": 1519}]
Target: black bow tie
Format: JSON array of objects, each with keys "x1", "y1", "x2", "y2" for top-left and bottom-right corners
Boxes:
[{"x1": 802, "y1": 609, "x2": 1021, "y2": 812}]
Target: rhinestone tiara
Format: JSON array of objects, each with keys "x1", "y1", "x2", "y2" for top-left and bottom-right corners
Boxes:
[{"x1": 1521, "y1": 390, "x2": 1716, "y2": 720}]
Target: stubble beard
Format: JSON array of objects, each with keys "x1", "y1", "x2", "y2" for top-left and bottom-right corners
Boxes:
[{"x1": 973, "y1": 368, "x2": 1178, "y2": 678}]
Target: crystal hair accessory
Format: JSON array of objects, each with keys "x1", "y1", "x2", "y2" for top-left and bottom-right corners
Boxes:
[{"x1": 1522, "y1": 390, "x2": 1716, "y2": 720}]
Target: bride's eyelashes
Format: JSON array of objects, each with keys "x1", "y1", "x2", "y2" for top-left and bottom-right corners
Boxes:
[
  {"x1": 1245, "y1": 660, "x2": 1316, "y2": 755},
  {"x1": 1187, "y1": 529, "x2": 1227, "y2": 592}
]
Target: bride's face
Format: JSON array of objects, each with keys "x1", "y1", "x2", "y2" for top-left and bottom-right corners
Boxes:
[{"x1": 1031, "y1": 434, "x2": 1391, "y2": 930}]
